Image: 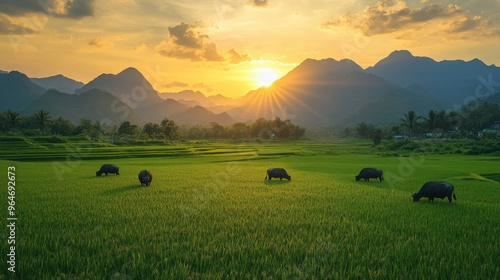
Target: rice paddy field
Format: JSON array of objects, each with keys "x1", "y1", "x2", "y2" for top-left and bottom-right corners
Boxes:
[{"x1": 1, "y1": 137, "x2": 499, "y2": 279}]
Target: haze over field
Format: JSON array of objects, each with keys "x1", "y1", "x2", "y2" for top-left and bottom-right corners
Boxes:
[{"x1": 1, "y1": 0, "x2": 499, "y2": 99}]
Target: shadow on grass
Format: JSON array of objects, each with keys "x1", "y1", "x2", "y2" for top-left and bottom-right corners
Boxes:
[
  {"x1": 102, "y1": 184, "x2": 140, "y2": 196},
  {"x1": 264, "y1": 179, "x2": 291, "y2": 186}
]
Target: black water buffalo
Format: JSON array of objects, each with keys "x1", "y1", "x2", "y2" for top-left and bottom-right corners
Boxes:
[
  {"x1": 265, "y1": 168, "x2": 291, "y2": 181},
  {"x1": 355, "y1": 168, "x2": 383, "y2": 181},
  {"x1": 96, "y1": 164, "x2": 119, "y2": 176},
  {"x1": 412, "y1": 181, "x2": 457, "y2": 203},
  {"x1": 138, "y1": 170, "x2": 153, "y2": 186}
]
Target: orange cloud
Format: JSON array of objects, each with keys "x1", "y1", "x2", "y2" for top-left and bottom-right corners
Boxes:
[
  {"x1": 88, "y1": 37, "x2": 113, "y2": 49},
  {"x1": 157, "y1": 22, "x2": 250, "y2": 63},
  {"x1": 158, "y1": 22, "x2": 223, "y2": 62},
  {"x1": 322, "y1": 0, "x2": 499, "y2": 38},
  {"x1": 247, "y1": 0, "x2": 269, "y2": 8},
  {"x1": 226, "y1": 48, "x2": 250, "y2": 64}
]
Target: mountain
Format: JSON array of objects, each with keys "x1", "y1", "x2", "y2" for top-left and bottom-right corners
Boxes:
[
  {"x1": 170, "y1": 105, "x2": 234, "y2": 125},
  {"x1": 23, "y1": 89, "x2": 142, "y2": 125},
  {"x1": 31, "y1": 74, "x2": 84, "y2": 94},
  {"x1": 136, "y1": 98, "x2": 189, "y2": 123},
  {"x1": 366, "y1": 50, "x2": 500, "y2": 105},
  {"x1": 160, "y1": 90, "x2": 236, "y2": 107},
  {"x1": 230, "y1": 58, "x2": 442, "y2": 125},
  {"x1": 0, "y1": 71, "x2": 47, "y2": 111},
  {"x1": 75, "y1": 67, "x2": 163, "y2": 109}
]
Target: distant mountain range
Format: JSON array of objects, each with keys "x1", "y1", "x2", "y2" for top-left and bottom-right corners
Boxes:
[
  {"x1": 23, "y1": 89, "x2": 142, "y2": 125},
  {"x1": 366, "y1": 50, "x2": 500, "y2": 105},
  {"x1": 0, "y1": 71, "x2": 46, "y2": 112},
  {"x1": 31, "y1": 74, "x2": 84, "y2": 94},
  {"x1": 1, "y1": 50, "x2": 499, "y2": 126},
  {"x1": 229, "y1": 57, "x2": 442, "y2": 125}
]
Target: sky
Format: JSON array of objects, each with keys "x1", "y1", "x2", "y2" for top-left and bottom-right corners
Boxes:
[{"x1": 1, "y1": 0, "x2": 499, "y2": 98}]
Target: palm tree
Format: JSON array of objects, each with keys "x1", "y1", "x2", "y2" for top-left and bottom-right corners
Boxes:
[
  {"x1": 400, "y1": 110, "x2": 422, "y2": 140},
  {"x1": 34, "y1": 109, "x2": 51, "y2": 131},
  {"x1": 6, "y1": 110, "x2": 20, "y2": 128},
  {"x1": 425, "y1": 110, "x2": 437, "y2": 133}
]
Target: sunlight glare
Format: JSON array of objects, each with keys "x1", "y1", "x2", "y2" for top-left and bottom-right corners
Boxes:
[{"x1": 255, "y1": 68, "x2": 280, "y2": 87}]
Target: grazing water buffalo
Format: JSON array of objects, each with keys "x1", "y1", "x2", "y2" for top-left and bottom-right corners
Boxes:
[
  {"x1": 265, "y1": 168, "x2": 291, "y2": 181},
  {"x1": 355, "y1": 168, "x2": 383, "y2": 181},
  {"x1": 96, "y1": 164, "x2": 119, "y2": 176},
  {"x1": 412, "y1": 181, "x2": 457, "y2": 203},
  {"x1": 138, "y1": 170, "x2": 153, "y2": 186}
]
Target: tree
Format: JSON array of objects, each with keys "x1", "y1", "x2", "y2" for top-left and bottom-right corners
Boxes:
[
  {"x1": 400, "y1": 110, "x2": 422, "y2": 140},
  {"x1": 187, "y1": 125, "x2": 205, "y2": 139},
  {"x1": 229, "y1": 122, "x2": 249, "y2": 139},
  {"x1": 371, "y1": 128, "x2": 383, "y2": 146},
  {"x1": 142, "y1": 122, "x2": 161, "y2": 138},
  {"x1": 75, "y1": 119, "x2": 93, "y2": 136},
  {"x1": 51, "y1": 116, "x2": 76, "y2": 135},
  {"x1": 6, "y1": 110, "x2": 20, "y2": 129},
  {"x1": 208, "y1": 122, "x2": 225, "y2": 139},
  {"x1": 118, "y1": 121, "x2": 138, "y2": 136},
  {"x1": 356, "y1": 122, "x2": 374, "y2": 139},
  {"x1": 34, "y1": 109, "x2": 51, "y2": 132},
  {"x1": 250, "y1": 118, "x2": 273, "y2": 139},
  {"x1": 160, "y1": 118, "x2": 179, "y2": 140},
  {"x1": 425, "y1": 110, "x2": 437, "y2": 132}
]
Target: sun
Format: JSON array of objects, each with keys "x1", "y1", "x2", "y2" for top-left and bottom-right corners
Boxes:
[{"x1": 254, "y1": 68, "x2": 280, "y2": 87}]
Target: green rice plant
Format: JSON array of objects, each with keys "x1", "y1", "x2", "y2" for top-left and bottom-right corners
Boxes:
[{"x1": 0, "y1": 141, "x2": 499, "y2": 279}]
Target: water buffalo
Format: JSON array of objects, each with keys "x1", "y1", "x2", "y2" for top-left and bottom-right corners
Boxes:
[
  {"x1": 265, "y1": 168, "x2": 291, "y2": 181},
  {"x1": 138, "y1": 170, "x2": 153, "y2": 186},
  {"x1": 96, "y1": 164, "x2": 119, "y2": 176},
  {"x1": 412, "y1": 181, "x2": 457, "y2": 203},
  {"x1": 355, "y1": 168, "x2": 383, "y2": 181}
]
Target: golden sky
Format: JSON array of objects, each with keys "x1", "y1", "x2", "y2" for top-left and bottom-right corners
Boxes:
[{"x1": 1, "y1": 0, "x2": 499, "y2": 98}]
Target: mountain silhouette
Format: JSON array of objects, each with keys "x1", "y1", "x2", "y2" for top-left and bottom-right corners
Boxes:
[
  {"x1": 0, "y1": 71, "x2": 46, "y2": 112},
  {"x1": 231, "y1": 58, "x2": 442, "y2": 125},
  {"x1": 171, "y1": 105, "x2": 234, "y2": 125},
  {"x1": 3, "y1": 50, "x2": 499, "y2": 126},
  {"x1": 366, "y1": 50, "x2": 500, "y2": 105},
  {"x1": 160, "y1": 90, "x2": 236, "y2": 107},
  {"x1": 23, "y1": 89, "x2": 142, "y2": 125},
  {"x1": 75, "y1": 67, "x2": 163, "y2": 109},
  {"x1": 31, "y1": 74, "x2": 84, "y2": 94},
  {"x1": 136, "y1": 98, "x2": 189, "y2": 123}
]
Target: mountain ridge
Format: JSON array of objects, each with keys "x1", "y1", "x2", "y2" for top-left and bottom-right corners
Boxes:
[
  {"x1": 31, "y1": 74, "x2": 84, "y2": 94},
  {"x1": 2, "y1": 50, "x2": 499, "y2": 126}
]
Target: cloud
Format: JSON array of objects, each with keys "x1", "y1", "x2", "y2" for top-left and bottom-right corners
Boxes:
[
  {"x1": 322, "y1": 0, "x2": 499, "y2": 38},
  {"x1": 0, "y1": 0, "x2": 94, "y2": 34},
  {"x1": 164, "y1": 81, "x2": 189, "y2": 88},
  {"x1": 0, "y1": 14, "x2": 43, "y2": 35},
  {"x1": 162, "y1": 81, "x2": 214, "y2": 92},
  {"x1": 192, "y1": 82, "x2": 214, "y2": 93},
  {"x1": 158, "y1": 22, "x2": 223, "y2": 61},
  {"x1": 157, "y1": 22, "x2": 249, "y2": 63},
  {"x1": 0, "y1": 0, "x2": 95, "y2": 19},
  {"x1": 226, "y1": 48, "x2": 250, "y2": 64},
  {"x1": 168, "y1": 22, "x2": 207, "y2": 49},
  {"x1": 88, "y1": 37, "x2": 112, "y2": 49},
  {"x1": 246, "y1": 0, "x2": 269, "y2": 8}
]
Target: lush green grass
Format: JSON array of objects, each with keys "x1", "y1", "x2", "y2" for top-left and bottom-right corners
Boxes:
[{"x1": 1, "y1": 140, "x2": 499, "y2": 279}]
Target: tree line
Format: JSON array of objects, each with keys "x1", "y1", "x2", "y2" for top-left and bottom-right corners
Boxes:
[
  {"x1": 348, "y1": 102, "x2": 500, "y2": 145},
  {"x1": 0, "y1": 109, "x2": 306, "y2": 140}
]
